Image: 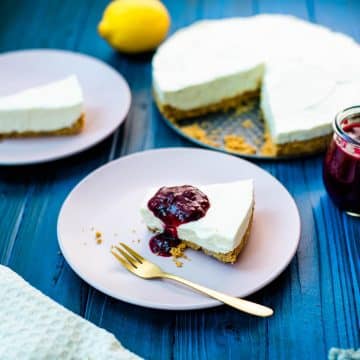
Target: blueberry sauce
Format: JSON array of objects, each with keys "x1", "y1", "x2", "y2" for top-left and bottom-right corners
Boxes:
[{"x1": 147, "y1": 185, "x2": 210, "y2": 256}]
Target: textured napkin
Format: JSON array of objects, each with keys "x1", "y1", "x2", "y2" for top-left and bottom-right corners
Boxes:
[
  {"x1": 329, "y1": 348, "x2": 360, "y2": 360},
  {"x1": 0, "y1": 265, "x2": 142, "y2": 360}
]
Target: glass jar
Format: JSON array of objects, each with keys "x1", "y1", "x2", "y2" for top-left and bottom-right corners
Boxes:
[{"x1": 323, "y1": 106, "x2": 360, "y2": 217}]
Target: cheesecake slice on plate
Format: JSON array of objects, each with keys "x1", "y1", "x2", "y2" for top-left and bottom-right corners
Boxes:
[
  {"x1": 0, "y1": 75, "x2": 84, "y2": 138},
  {"x1": 140, "y1": 179, "x2": 254, "y2": 263}
]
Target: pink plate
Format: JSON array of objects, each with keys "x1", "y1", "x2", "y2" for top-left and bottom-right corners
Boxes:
[
  {"x1": 0, "y1": 50, "x2": 131, "y2": 165},
  {"x1": 58, "y1": 148, "x2": 301, "y2": 310}
]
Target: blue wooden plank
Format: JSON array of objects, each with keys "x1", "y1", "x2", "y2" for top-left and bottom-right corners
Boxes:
[
  {"x1": 306, "y1": 0, "x2": 360, "y2": 349},
  {"x1": 0, "y1": 0, "x2": 117, "y2": 323}
]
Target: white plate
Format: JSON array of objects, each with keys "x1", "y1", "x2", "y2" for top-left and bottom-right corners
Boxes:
[
  {"x1": 58, "y1": 148, "x2": 300, "y2": 310},
  {"x1": 0, "y1": 50, "x2": 131, "y2": 165}
]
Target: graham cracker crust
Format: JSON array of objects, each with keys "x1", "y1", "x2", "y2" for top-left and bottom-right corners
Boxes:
[
  {"x1": 181, "y1": 209, "x2": 254, "y2": 264},
  {"x1": 263, "y1": 132, "x2": 332, "y2": 156},
  {"x1": 0, "y1": 113, "x2": 85, "y2": 139},
  {"x1": 155, "y1": 90, "x2": 259, "y2": 122}
]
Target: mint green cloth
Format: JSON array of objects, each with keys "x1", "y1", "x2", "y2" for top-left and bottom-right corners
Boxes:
[
  {"x1": 0, "y1": 265, "x2": 142, "y2": 360},
  {"x1": 329, "y1": 348, "x2": 360, "y2": 360}
]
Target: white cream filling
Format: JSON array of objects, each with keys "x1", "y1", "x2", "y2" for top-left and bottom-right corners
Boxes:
[
  {"x1": 154, "y1": 64, "x2": 263, "y2": 110},
  {"x1": 152, "y1": 14, "x2": 360, "y2": 144},
  {"x1": 0, "y1": 75, "x2": 83, "y2": 133},
  {"x1": 140, "y1": 180, "x2": 254, "y2": 254}
]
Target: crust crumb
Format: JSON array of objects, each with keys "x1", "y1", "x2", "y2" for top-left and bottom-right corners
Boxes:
[
  {"x1": 181, "y1": 124, "x2": 220, "y2": 147},
  {"x1": 170, "y1": 243, "x2": 187, "y2": 258},
  {"x1": 173, "y1": 259, "x2": 183, "y2": 268},
  {"x1": 260, "y1": 132, "x2": 277, "y2": 156},
  {"x1": 95, "y1": 231, "x2": 103, "y2": 244},
  {"x1": 224, "y1": 134, "x2": 256, "y2": 154},
  {"x1": 242, "y1": 119, "x2": 254, "y2": 129}
]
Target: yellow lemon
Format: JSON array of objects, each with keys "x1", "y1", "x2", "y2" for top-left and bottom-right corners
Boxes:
[{"x1": 98, "y1": 0, "x2": 171, "y2": 54}]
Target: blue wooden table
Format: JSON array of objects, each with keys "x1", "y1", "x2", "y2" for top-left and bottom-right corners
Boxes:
[{"x1": 1, "y1": 1, "x2": 359, "y2": 359}]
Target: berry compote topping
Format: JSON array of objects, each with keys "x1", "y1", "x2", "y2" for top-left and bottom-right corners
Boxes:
[
  {"x1": 343, "y1": 122, "x2": 360, "y2": 142},
  {"x1": 148, "y1": 185, "x2": 210, "y2": 256},
  {"x1": 323, "y1": 115, "x2": 360, "y2": 214}
]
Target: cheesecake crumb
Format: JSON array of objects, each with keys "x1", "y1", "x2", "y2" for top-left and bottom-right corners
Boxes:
[
  {"x1": 254, "y1": 137, "x2": 262, "y2": 145},
  {"x1": 224, "y1": 134, "x2": 256, "y2": 154},
  {"x1": 180, "y1": 124, "x2": 220, "y2": 147},
  {"x1": 131, "y1": 229, "x2": 136, "y2": 234},
  {"x1": 173, "y1": 259, "x2": 183, "y2": 268},
  {"x1": 95, "y1": 231, "x2": 103, "y2": 244},
  {"x1": 90, "y1": 227, "x2": 94, "y2": 231},
  {"x1": 114, "y1": 233, "x2": 118, "y2": 237},
  {"x1": 170, "y1": 243, "x2": 187, "y2": 258},
  {"x1": 137, "y1": 239, "x2": 141, "y2": 243},
  {"x1": 170, "y1": 243, "x2": 188, "y2": 267},
  {"x1": 234, "y1": 98, "x2": 257, "y2": 115},
  {"x1": 242, "y1": 119, "x2": 254, "y2": 129},
  {"x1": 260, "y1": 132, "x2": 277, "y2": 156}
]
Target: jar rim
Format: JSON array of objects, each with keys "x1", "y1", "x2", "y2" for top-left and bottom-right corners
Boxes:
[{"x1": 334, "y1": 105, "x2": 360, "y2": 147}]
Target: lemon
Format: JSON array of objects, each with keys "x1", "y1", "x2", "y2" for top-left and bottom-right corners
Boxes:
[{"x1": 98, "y1": 0, "x2": 171, "y2": 54}]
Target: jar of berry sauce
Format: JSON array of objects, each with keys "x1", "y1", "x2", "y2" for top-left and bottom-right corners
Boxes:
[{"x1": 323, "y1": 106, "x2": 360, "y2": 217}]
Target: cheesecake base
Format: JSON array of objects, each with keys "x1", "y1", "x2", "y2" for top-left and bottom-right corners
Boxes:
[
  {"x1": 0, "y1": 113, "x2": 85, "y2": 139},
  {"x1": 155, "y1": 90, "x2": 259, "y2": 122},
  {"x1": 262, "y1": 132, "x2": 332, "y2": 156}
]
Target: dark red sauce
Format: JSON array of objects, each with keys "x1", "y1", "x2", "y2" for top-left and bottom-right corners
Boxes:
[
  {"x1": 323, "y1": 118, "x2": 360, "y2": 214},
  {"x1": 147, "y1": 185, "x2": 210, "y2": 256}
]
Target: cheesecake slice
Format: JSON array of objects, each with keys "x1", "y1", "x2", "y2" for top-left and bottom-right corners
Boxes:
[
  {"x1": 0, "y1": 75, "x2": 84, "y2": 138},
  {"x1": 140, "y1": 180, "x2": 254, "y2": 263}
]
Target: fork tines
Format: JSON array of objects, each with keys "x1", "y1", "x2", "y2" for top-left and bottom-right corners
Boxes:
[{"x1": 111, "y1": 242, "x2": 144, "y2": 269}]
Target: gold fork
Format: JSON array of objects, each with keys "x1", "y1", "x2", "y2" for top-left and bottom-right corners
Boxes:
[{"x1": 111, "y1": 242, "x2": 273, "y2": 317}]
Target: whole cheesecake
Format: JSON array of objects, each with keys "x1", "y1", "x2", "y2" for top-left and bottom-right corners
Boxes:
[{"x1": 152, "y1": 15, "x2": 360, "y2": 156}]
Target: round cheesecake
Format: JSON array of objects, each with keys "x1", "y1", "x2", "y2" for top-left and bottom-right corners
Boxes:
[{"x1": 152, "y1": 15, "x2": 360, "y2": 156}]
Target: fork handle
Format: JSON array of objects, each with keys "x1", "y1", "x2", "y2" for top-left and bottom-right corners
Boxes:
[{"x1": 162, "y1": 273, "x2": 273, "y2": 317}]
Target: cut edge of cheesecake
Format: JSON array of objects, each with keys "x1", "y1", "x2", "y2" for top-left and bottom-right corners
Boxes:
[
  {"x1": 154, "y1": 88, "x2": 259, "y2": 122},
  {"x1": 179, "y1": 207, "x2": 254, "y2": 263},
  {"x1": 154, "y1": 86, "x2": 333, "y2": 157},
  {"x1": 0, "y1": 113, "x2": 85, "y2": 139},
  {"x1": 153, "y1": 83, "x2": 332, "y2": 157},
  {"x1": 147, "y1": 205, "x2": 254, "y2": 264}
]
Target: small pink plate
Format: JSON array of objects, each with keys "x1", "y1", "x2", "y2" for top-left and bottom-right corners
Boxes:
[
  {"x1": 0, "y1": 50, "x2": 131, "y2": 165},
  {"x1": 58, "y1": 148, "x2": 300, "y2": 310}
]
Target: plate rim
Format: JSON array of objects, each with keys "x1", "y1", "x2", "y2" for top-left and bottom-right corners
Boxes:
[
  {"x1": 57, "y1": 147, "x2": 301, "y2": 310},
  {"x1": 0, "y1": 49, "x2": 131, "y2": 166}
]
